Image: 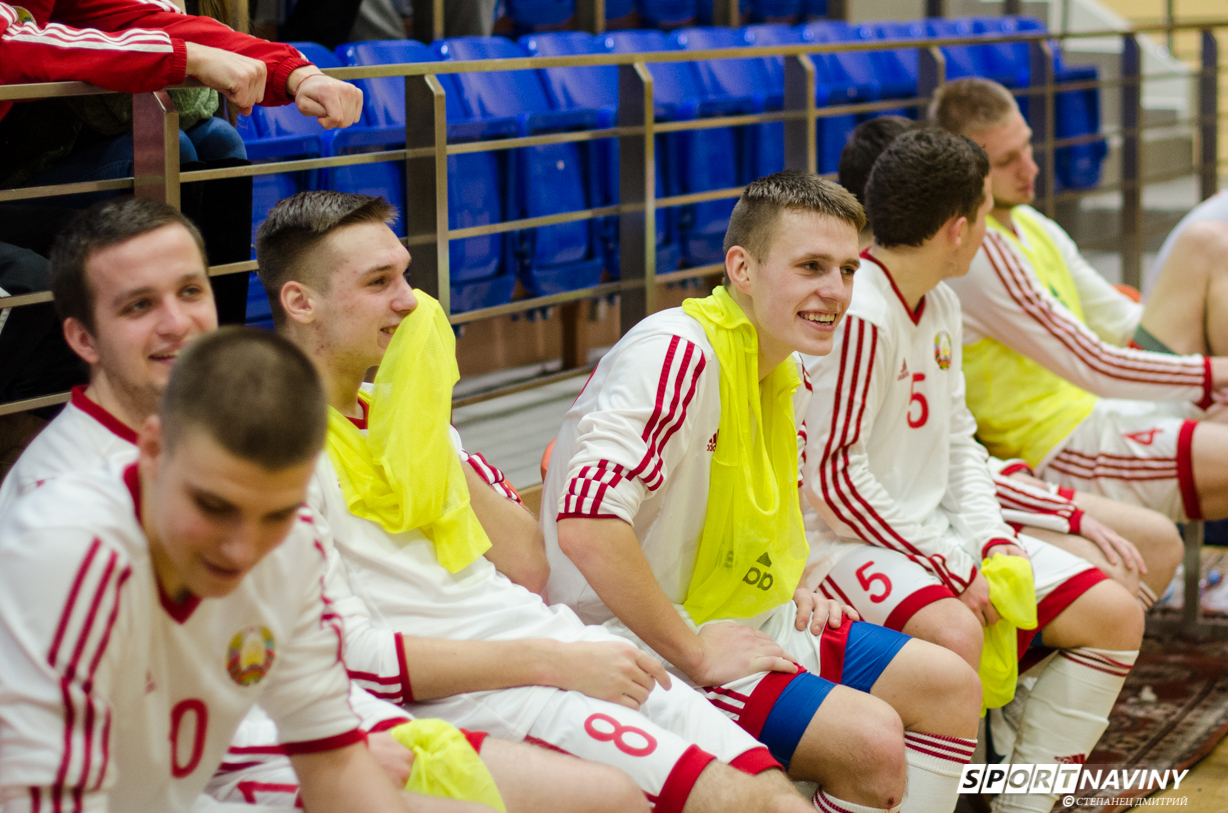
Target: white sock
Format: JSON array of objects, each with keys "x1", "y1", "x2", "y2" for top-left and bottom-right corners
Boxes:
[
  {"x1": 899, "y1": 732, "x2": 976, "y2": 813},
  {"x1": 813, "y1": 788, "x2": 899, "y2": 813},
  {"x1": 992, "y1": 647, "x2": 1137, "y2": 813}
]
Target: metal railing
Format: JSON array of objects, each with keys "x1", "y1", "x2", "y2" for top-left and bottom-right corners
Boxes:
[{"x1": 0, "y1": 19, "x2": 1225, "y2": 418}]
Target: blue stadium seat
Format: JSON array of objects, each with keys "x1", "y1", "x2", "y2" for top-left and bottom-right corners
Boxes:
[
  {"x1": 506, "y1": 0, "x2": 574, "y2": 30},
  {"x1": 922, "y1": 17, "x2": 985, "y2": 83},
  {"x1": 636, "y1": 0, "x2": 697, "y2": 28},
  {"x1": 696, "y1": 0, "x2": 748, "y2": 24},
  {"x1": 434, "y1": 36, "x2": 603, "y2": 296},
  {"x1": 743, "y1": 24, "x2": 854, "y2": 173},
  {"x1": 336, "y1": 39, "x2": 518, "y2": 312},
  {"x1": 607, "y1": 29, "x2": 752, "y2": 265},
  {"x1": 521, "y1": 31, "x2": 681, "y2": 275},
  {"x1": 605, "y1": 0, "x2": 635, "y2": 20}
]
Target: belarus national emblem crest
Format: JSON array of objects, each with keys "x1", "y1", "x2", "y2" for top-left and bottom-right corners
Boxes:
[
  {"x1": 227, "y1": 625, "x2": 276, "y2": 686},
  {"x1": 933, "y1": 331, "x2": 952, "y2": 371}
]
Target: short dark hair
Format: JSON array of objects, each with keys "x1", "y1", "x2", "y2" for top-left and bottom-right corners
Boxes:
[
  {"x1": 724, "y1": 170, "x2": 866, "y2": 262},
  {"x1": 837, "y1": 116, "x2": 916, "y2": 206},
  {"x1": 864, "y1": 128, "x2": 990, "y2": 249},
  {"x1": 160, "y1": 327, "x2": 327, "y2": 469},
  {"x1": 48, "y1": 197, "x2": 207, "y2": 333},
  {"x1": 929, "y1": 78, "x2": 1018, "y2": 136},
  {"x1": 255, "y1": 191, "x2": 397, "y2": 326}
]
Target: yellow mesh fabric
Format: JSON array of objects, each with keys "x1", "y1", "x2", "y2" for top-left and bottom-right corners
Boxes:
[
  {"x1": 325, "y1": 291, "x2": 491, "y2": 573},
  {"x1": 388, "y1": 719, "x2": 506, "y2": 811},
  {"x1": 979, "y1": 553, "x2": 1038, "y2": 712},
  {"x1": 680, "y1": 287, "x2": 809, "y2": 625}
]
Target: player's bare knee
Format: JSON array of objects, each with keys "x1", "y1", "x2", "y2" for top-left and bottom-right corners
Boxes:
[
  {"x1": 1087, "y1": 581, "x2": 1145, "y2": 650},
  {"x1": 929, "y1": 607, "x2": 983, "y2": 669},
  {"x1": 844, "y1": 701, "x2": 908, "y2": 807},
  {"x1": 1183, "y1": 221, "x2": 1228, "y2": 275},
  {"x1": 589, "y1": 762, "x2": 651, "y2": 813}
]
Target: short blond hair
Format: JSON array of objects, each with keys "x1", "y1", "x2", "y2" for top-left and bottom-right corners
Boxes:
[{"x1": 928, "y1": 78, "x2": 1018, "y2": 136}]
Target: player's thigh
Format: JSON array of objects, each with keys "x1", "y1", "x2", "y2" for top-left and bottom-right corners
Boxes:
[
  {"x1": 819, "y1": 547, "x2": 955, "y2": 632},
  {"x1": 478, "y1": 736, "x2": 649, "y2": 813},
  {"x1": 1191, "y1": 420, "x2": 1228, "y2": 519},
  {"x1": 1024, "y1": 526, "x2": 1140, "y2": 598},
  {"x1": 1020, "y1": 535, "x2": 1143, "y2": 651},
  {"x1": 1065, "y1": 492, "x2": 1182, "y2": 575},
  {"x1": 867, "y1": 636, "x2": 982, "y2": 736},
  {"x1": 791, "y1": 684, "x2": 906, "y2": 788}
]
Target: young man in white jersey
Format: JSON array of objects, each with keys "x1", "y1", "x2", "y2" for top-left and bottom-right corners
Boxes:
[
  {"x1": 0, "y1": 197, "x2": 645, "y2": 813},
  {"x1": 802, "y1": 129, "x2": 1144, "y2": 813},
  {"x1": 0, "y1": 327, "x2": 457, "y2": 813},
  {"x1": 258, "y1": 190, "x2": 816, "y2": 813},
  {"x1": 834, "y1": 117, "x2": 1180, "y2": 609},
  {"x1": 542, "y1": 171, "x2": 984, "y2": 813},
  {"x1": 929, "y1": 77, "x2": 1228, "y2": 525}
]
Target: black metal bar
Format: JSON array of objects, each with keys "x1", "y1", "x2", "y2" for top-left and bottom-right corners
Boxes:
[
  {"x1": 575, "y1": 0, "x2": 605, "y2": 35},
  {"x1": 404, "y1": 75, "x2": 449, "y2": 310},
  {"x1": 917, "y1": 47, "x2": 945, "y2": 113},
  {"x1": 1120, "y1": 34, "x2": 1143, "y2": 291},
  {"x1": 618, "y1": 63, "x2": 654, "y2": 334},
  {"x1": 784, "y1": 55, "x2": 817, "y2": 173},
  {"x1": 132, "y1": 90, "x2": 179, "y2": 209},
  {"x1": 926, "y1": 0, "x2": 943, "y2": 19},
  {"x1": 1201, "y1": 29, "x2": 1219, "y2": 201}
]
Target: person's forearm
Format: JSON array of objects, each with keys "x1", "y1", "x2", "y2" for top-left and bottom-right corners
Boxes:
[
  {"x1": 402, "y1": 636, "x2": 569, "y2": 701},
  {"x1": 293, "y1": 742, "x2": 412, "y2": 813},
  {"x1": 556, "y1": 517, "x2": 701, "y2": 675},
  {"x1": 464, "y1": 465, "x2": 549, "y2": 594}
]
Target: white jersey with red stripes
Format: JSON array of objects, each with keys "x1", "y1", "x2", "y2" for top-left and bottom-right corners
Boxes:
[
  {"x1": 0, "y1": 458, "x2": 361, "y2": 813},
  {"x1": 0, "y1": 386, "x2": 137, "y2": 513},
  {"x1": 800, "y1": 250, "x2": 1013, "y2": 591},
  {"x1": 988, "y1": 457, "x2": 1084, "y2": 536},
  {"x1": 948, "y1": 207, "x2": 1209, "y2": 406},
  {"x1": 540, "y1": 307, "x2": 811, "y2": 625},
  {"x1": 0, "y1": 0, "x2": 311, "y2": 124}
]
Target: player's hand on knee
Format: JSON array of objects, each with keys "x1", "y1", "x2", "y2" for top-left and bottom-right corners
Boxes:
[
  {"x1": 368, "y1": 731, "x2": 414, "y2": 786},
  {"x1": 984, "y1": 541, "x2": 1030, "y2": 561},
  {"x1": 958, "y1": 572, "x2": 1001, "y2": 628},
  {"x1": 691, "y1": 622, "x2": 796, "y2": 686},
  {"x1": 1079, "y1": 515, "x2": 1147, "y2": 573},
  {"x1": 557, "y1": 641, "x2": 670, "y2": 709},
  {"x1": 793, "y1": 588, "x2": 859, "y2": 634}
]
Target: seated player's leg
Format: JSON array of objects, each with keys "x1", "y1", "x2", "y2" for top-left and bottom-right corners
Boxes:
[
  {"x1": 992, "y1": 537, "x2": 1144, "y2": 813},
  {"x1": 1040, "y1": 403, "x2": 1228, "y2": 520},
  {"x1": 820, "y1": 546, "x2": 983, "y2": 669},
  {"x1": 522, "y1": 682, "x2": 811, "y2": 813},
  {"x1": 1138, "y1": 221, "x2": 1228, "y2": 357},
  {"x1": 477, "y1": 736, "x2": 650, "y2": 813},
  {"x1": 1069, "y1": 490, "x2": 1182, "y2": 604},
  {"x1": 1025, "y1": 525, "x2": 1143, "y2": 604}
]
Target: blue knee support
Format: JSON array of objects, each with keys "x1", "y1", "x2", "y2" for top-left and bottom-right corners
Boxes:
[{"x1": 758, "y1": 671, "x2": 836, "y2": 768}]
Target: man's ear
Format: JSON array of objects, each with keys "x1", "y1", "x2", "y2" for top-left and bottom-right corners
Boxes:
[
  {"x1": 62, "y1": 317, "x2": 100, "y2": 366},
  {"x1": 725, "y1": 245, "x2": 755, "y2": 297},
  {"x1": 137, "y1": 413, "x2": 164, "y2": 483},
  {"x1": 280, "y1": 280, "x2": 317, "y2": 325},
  {"x1": 946, "y1": 215, "x2": 969, "y2": 249}
]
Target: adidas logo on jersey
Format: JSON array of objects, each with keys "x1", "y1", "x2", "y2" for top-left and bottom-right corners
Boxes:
[
  {"x1": 897, "y1": 360, "x2": 910, "y2": 381},
  {"x1": 707, "y1": 431, "x2": 718, "y2": 452},
  {"x1": 742, "y1": 552, "x2": 775, "y2": 591}
]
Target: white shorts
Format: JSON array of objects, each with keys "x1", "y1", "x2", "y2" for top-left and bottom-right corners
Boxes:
[
  {"x1": 816, "y1": 534, "x2": 1108, "y2": 649},
  {"x1": 408, "y1": 674, "x2": 773, "y2": 809},
  {"x1": 1039, "y1": 398, "x2": 1201, "y2": 522}
]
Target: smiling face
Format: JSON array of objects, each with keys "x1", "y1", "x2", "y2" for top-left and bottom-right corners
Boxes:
[
  {"x1": 971, "y1": 108, "x2": 1038, "y2": 211},
  {"x1": 64, "y1": 224, "x2": 217, "y2": 425},
  {"x1": 299, "y1": 221, "x2": 417, "y2": 375},
  {"x1": 140, "y1": 422, "x2": 315, "y2": 599},
  {"x1": 729, "y1": 209, "x2": 860, "y2": 367}
]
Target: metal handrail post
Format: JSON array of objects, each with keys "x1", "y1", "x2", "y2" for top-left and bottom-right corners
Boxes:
[
  {"x1": 1028, "y1": 39, "x2": 1056, "y2": 218},
  {"x1": 404, "y1": 74, "x2": 451, "y2": 313},
  {"x1": 1120, "y1": 34, "x2": 1143, "y2": 291},
  {"x1": 132, "y1": 90, "x2": 180, "y2": 209},
  {"x1": 926, "y1": 0, "x2": 943, "y2": 19},
  {"x1": 1200, "y1": 29, "x2": 1219, "y2": 202},
  {"x1": 825, "y1": 0, "x2": 847, "y2": 22},
  {"x1": 784, "y1": 55, "x2": 817, "y2": 174},
  {"x1": 712, "y1": 0, "x2": 739, "y2": 27},
  {"x1": 917, "y1": 47, "x2": 946, "y2": 111},
  {"x1": 618, "y1": 62, "x2": 655, "y2": 334},
  {"x1": 1182, "y1": 521, "x2": 1204, "y2": 630},
  {"x1": 576, "y1": 0, "x2": 606, "y2": 35}
]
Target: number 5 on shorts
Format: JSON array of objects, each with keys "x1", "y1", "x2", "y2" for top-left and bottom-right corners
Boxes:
[{"x1": 856, "y1": 561, "x2": 893, "y2": 603}]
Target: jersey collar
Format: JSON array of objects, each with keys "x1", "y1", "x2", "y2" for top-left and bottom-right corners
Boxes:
[
  {"x1": 347, "y1": 397, "x2": 370, "y2": 430},
  {"x1": 72, "y1": 386, "x2": 138, "y2": 445},
  {"x1": 861, "y1": 248, "x2": 926, "y2": 326},
  {"x1": 123, "y1": 462, "x2": 202, "y2": 624}
]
